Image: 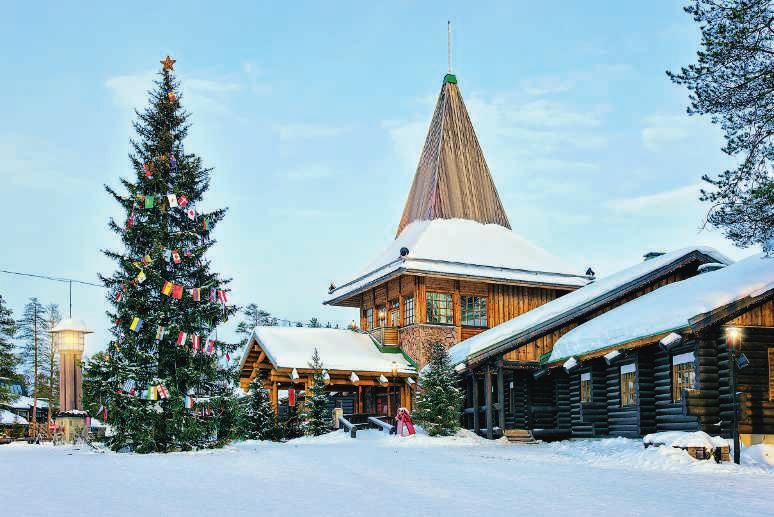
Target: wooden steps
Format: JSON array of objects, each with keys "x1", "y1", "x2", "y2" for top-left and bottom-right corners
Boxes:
[{"x1": 503, "y1": 428, "x2": 539, "y2": 444}]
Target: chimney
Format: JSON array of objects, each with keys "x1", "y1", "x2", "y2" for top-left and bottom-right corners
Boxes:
[{"x1": 643, "y1": 251, "x2": 665, "y2": 261}]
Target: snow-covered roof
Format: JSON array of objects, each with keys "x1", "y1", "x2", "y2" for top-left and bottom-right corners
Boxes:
[
  {"x1": 325, "y1": 218, "x2": 589, "y2": 304},
  {"x1": 0, "y1": 409, "x2": 28, "y2": 425},
  {"x1": 241, "y1": 327, "x2": 415, "y2": 374},
  {"x1": 52, "y1": 318, "x2": 93, "y2": 334},
  {"x1": 4, "y1": 395, "x2": 49, "y2": 409},
  {"x1": 447, "y1": 246, "x2": 731, "y2": 366},
  {"x1": 548, "y1": 252, "x2": 774, "y2": 363}
]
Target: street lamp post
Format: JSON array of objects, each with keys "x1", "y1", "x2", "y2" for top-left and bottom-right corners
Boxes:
[
  {"x1": 51, "y1": 319, "x2": 92, "y2": 412},
  {"x1": 725, "y1": 327, "x2": 742, "y2": 464}
]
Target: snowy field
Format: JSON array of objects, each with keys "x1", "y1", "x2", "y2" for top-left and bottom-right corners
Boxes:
[{"x1": 2, "y1": 430, "x2": 772, "y2": 517}]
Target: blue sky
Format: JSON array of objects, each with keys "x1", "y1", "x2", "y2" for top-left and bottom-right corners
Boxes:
[{"x1": 0, "y1": 1, "x2": 755, "y2": 355}]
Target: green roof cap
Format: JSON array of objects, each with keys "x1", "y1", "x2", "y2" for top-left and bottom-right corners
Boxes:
[{"x1": 443, "y1": 73, "x2": 457, "y2": 84}]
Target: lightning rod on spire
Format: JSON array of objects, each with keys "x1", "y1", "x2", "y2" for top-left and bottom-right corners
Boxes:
[{"x1": 447, "y1": 20, "x2": 453, "y2": 73}]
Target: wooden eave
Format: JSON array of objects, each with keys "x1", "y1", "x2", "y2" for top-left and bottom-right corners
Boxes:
[
  {"x1": 544, "y1": 329, "x2": 690, "y2": 369},
  {"x1": 688, "y1": 287, "x2": 774, "y2": 334},
  {"x1": 325, "y1": 262, "x2": 584, "y2": 307},
  {"x1": 239, "y1": 336, "x2": 416, "y2": 390},
  {"x1": 465, "y1": 251, "x2": 720, "y2": 369}
]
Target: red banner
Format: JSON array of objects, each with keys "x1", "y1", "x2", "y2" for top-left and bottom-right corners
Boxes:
[{"x1": 288, "y1": 388, "x2": 296, "y2": 407}]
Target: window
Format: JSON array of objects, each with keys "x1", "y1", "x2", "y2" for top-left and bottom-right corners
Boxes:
[
  {"x1": 620, "y1": 363, "x2": 637, "y2": 407},
  {"x1": 672, "y1": 352, "x2": 696, "y2": 401},
  {"x1": 389, "y1": 299, "x2": 399, "y2": 327},
  {"x1": 580, "y1": 372, "x2": 592, "y2": 403},
  {"x1": 377, "y1": 304, "x2": 386, "y2": 327},
  {"x1": 365, "y1": 308, "x2": 374, "y2": 330},
  {"x1": 404, "y1": 296, "x2": 415, "y2": 325},
  {"x1": 461, "y1": 295, "x2": 487, "y2": 327},
  {"x1": 426, "y1": 292, "x2": 453, "y2": 325}
]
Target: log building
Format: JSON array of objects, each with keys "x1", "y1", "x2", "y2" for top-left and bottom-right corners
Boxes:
[
  {"x1": 450, "y1": 252, "x2": 774, "y2": 447},
  {"x1": 324, "y1": 74, "x2": 589, "y2": 370}
]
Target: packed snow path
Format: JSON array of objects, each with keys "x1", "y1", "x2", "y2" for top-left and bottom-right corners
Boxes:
[{"x1": 2, "y1": 430, "x2": 772, "y2": 517}]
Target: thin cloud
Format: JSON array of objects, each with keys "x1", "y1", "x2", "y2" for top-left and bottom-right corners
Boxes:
[
  {"x1": 274, "y1": 123, "x2": 351, "y2": 141},
  {"x1": 641, "y1": 114, "x2": 696, "y2": 151},
  {"x1": 105, "y1": 71, "x2": 243, "y2": 113},
  {"x1": 607, "y1": 184, "x2": 701, "y2": 213}
]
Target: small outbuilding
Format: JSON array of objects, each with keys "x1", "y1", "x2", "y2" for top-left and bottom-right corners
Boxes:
[{"x1": 239, "y1": 327, "x2": 417, "y2": 416}]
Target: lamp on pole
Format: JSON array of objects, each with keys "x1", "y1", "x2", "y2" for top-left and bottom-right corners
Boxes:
[{"x1": 725, "y1": 326, "x2": 743, "y2": 464}]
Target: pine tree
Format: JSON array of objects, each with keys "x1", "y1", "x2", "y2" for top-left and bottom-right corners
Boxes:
[
  {"x1": 307, "y1": 317, "x2": 321, "y2": 328},
  {"x1": 413, "y1": 343, "x2": 464, "y2": 436},
  {"x1": 241, "y1": 370, "x2": 278, "y2": 440},
  {"x1": 235, "y1": 303, "x2": 277, "y2": 345},
  {"x1": 17, "y1": 297, "x2": 48, "y2": 434},
  {"x1": 42, "y1": 304, "x2": 61, "y2": 423},
  {"x1": 278, "y1": 404, "x2": 303, "y2": 440},
  {"x1": 87, "y1": 56, "x2": 239, "y2": 453},
  {"x1": 668, "y1": 0, "x2": 774, "y2": 252},
  {"x1": 303, "y1": 348, "x2": 330, "y2": 436},
  {"x1": 0, "y1": 294, "x2": 19, "y2": 405}
]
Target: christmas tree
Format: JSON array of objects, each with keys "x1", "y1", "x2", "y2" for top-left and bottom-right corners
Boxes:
[
  {"x1": 0, "y1": 294, "x2": 19, "y2": 405},
  {"x1": 413, "y1": 343, "x2": 464, "y2": 436},
  {"x1": 240, "y1": 370, "x2": 278, "y2": 440},
  {"x1": 302, "y1": 348, "x2": 330, "y2": 436},
  {"x1": 85, "y1": 56, "x2": 238, "y2": 453}
]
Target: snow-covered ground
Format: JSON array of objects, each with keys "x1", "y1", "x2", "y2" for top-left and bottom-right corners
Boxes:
[{"x1": 2, "y1": 430, "x2": 772, "y2": 517}]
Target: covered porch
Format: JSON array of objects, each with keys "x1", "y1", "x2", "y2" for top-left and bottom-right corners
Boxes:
[{"x1": 239, "y1": 327, "x2": 417, "y2": 417}]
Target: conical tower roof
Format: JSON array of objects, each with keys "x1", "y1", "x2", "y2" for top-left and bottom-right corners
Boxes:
[{"x1": 396, "y1": 74, "x2": 511, "y2": 236}]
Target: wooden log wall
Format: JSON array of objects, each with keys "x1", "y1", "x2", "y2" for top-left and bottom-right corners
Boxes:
[
  {"x1": 654, "y1": 340, "x2": 700, "y2": 432},
  {"x1": 569, "y1": 361, "x2": 608, "y2": 438},
  {"x1": 530, "y1": 374, "x2": 557, "y2": 430},
  {"x1": 716, "y1": 326, "x2": 774, "y2": 437}
]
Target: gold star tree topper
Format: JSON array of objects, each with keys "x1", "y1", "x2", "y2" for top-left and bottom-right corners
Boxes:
[{"x1": 160, "y1": 55, "x2": 176, "y2": 71}]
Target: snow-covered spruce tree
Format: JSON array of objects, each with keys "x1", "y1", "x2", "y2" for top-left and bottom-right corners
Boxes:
[
  {"x1": 241, "y1": 369, "x2": 278, "y2": 440},
  {"x1": 413, "y1": 343, "x2": 464, "y2": 436},
  {"x1": 89, "y1": 56, "x2": 238, "y2": 453},
  {"x1": 0, "y1": 294, "x2": 19, "y2": 405},
  {"x1": 303, "y1": 348, "x2": 330, "y2": 436}
]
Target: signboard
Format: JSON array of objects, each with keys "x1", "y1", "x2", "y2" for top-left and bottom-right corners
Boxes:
[{"x1": 288, "y1": 388, "x2": 296, "y2": 407}]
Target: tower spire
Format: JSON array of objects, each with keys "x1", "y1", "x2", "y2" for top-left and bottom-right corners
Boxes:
[{"x1": 447, "y1": 20, "x2": 452, "y2": 73}]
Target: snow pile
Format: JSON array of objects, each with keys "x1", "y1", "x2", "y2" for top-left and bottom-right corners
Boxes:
[
  {"x1": 448, "y1": 246, "x2": 729, "y2": 365},
  {"x1": 550, "y1": 252, "x2": 774, "y2": 362},
  {"x1": 326, "y1": 218, "x2": 589, "y2": 303},
  {"x1": 744, "y1": 444, "x2": 774, "y2": 467},
  {"x1": 0, "y1": 409, "x2": 28, "y2": 425},
  {"x1": 244, "y1": 327, "x2": 415, "y2": 374},
  {"x1": 6, "y1": 395, "x2": 49, "y2": 409},
  {"x1": 644, "y1": 431, "x2": 728, "y2": 450}
]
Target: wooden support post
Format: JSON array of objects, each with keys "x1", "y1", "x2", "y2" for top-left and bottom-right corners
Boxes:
[
  {"x1": 485, "y1": 366, "x2": 493, "y2": 439},
  {"x1": 270, "y1": 382, "x2": 279, "y2": 413},
  {"x1": 497, "y1": 363, "x2": 505, "y2": 431},
  {"x1": 472, "y1": 372, "x2": 480, "y2": 435},
  {"x1": 357, "y1": 385, "x2": 363, "y2": 414}
]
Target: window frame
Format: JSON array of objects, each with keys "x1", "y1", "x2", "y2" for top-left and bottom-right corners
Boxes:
[
  {"x1": 403, "y1": 296, "x2": 415, "y2": 326},
  {"x1": 580, "y1": 371, "x2": 592, "y2": 404},
  {"x1": 620, "y1": 363, "x2": 637, "y2": 407},
  {"x1": 671, "y1": 351, "x2": 697, "y2": 402},
  {"x1": 365, "y1": 308, "x2": 374, "y2": 330},
  {"x1": 389, "y1": 299, "x2": 399, "y2": 327},
  {"x1": 461, "y1": 295, "x2": 488, "y2": 328},
  {"x1": 426, "y1": 291, "x2": 454, "y2": 325},
  {"x1": 377, "y1": 304, "x2": 387, "y2": 328}
]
